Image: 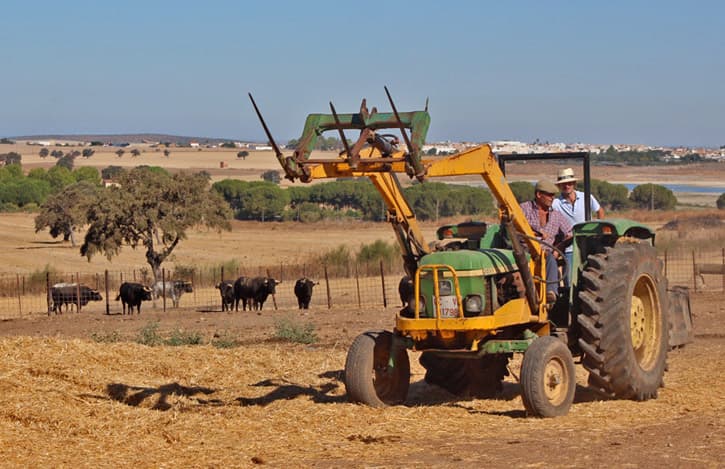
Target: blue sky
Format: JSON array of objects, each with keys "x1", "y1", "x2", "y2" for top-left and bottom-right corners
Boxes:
[{"x1": 1, "y1": 1, "x2": 723, "y2": 147}]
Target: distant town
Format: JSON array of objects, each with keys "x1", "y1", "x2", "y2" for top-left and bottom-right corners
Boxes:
[{"x1": 5, "y1": 134, "x2": 725, "y2": 162}]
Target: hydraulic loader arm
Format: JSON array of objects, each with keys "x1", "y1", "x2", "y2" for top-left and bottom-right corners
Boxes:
[{"x1": 307, "y1": 144, "x2": 543, "y2": 260}]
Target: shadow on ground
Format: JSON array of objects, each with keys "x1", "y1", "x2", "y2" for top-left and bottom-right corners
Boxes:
[{"x1": 106, "y1": 382, "x2": 220, "y2": 410}]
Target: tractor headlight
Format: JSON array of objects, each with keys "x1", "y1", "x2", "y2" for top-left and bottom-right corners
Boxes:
[
  {"x1": 438, "y1": 279, "x2": 453, "y2": 296},
  {"x1": 463, "y1": 294, "x2": 483, "y2": 315}
]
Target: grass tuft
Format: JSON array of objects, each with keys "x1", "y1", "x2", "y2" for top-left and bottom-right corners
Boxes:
[
  {"x1": 273, "y1": 316, "x2": 318, "y2": 344},
  {"x1": 136, "y1": 320, "x2": 164, "y2": 346},
  {"x1": 164, "y1": 328, "x2": 204, "y2": 346}
]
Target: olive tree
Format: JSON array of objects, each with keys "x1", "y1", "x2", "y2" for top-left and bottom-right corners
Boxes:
[
  {"x1": 629, "y1": 183, "x2": 677, "y2": 210},
  {"x1": 81, "y1": 167, "x2": 232, "y2": 280},
  {"x1": 35, "y1": 181, "x2": 99, "y2": 246}
]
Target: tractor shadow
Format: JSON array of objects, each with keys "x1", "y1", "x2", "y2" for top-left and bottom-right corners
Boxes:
[
  {"x1": 236, "y1": 373, "x2": 347, "y2": 407},
  {"x1": 105, "y1": 382, "x2": 222, "y2": 410},
  {"x1": 407, "y1": 381, "x2": 611, "y2": 418},
  {"x1": 96, "y1": 373, "x2": 612, "y2": 413}
]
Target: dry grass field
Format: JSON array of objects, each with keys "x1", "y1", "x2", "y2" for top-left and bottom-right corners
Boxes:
[{"x1": 1, "y1": 143, "x2": 724, "y2": 467}]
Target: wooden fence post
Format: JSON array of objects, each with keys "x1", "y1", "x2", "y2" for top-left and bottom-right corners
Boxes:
[
  {"x1": 16, "y1": 274, "x2": 22, "y2": 316},
  {"x1": 76, "y1": 273, "x2": 81, "y2": 313},
  {"x1": 267, "y1": 268, "x2": 278, "y2": 310},
  {"x1": 162, "y1": 268, "x2": 167, "y2": 312},
  {"x1": 692, "y1": 250, "x2": 697, "y2": 293},
  {"x1": 355, "y1": 264, "x2": 361, "y2": 308},
  {"x1": 664, "y1": 250, "x2": 668, "y2": 278},
  {"x1": 380, "y1": 260, "x2": 387, "y2": 308},
  {"x1": 105, "y1": 270, "x2": 110, "y2": 315},
  {"x1": 722, "y1": 248, "x2": 724, "y2": 292},
  {"x1": 324, "y1": 264, "x2": 331, "y2": 309},
  {"x1": 46, "y1": 271, "x2": 51, "y2": 316}
]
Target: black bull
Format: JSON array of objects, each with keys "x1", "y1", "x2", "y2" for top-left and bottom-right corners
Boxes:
[
  {"x1": 234, "y1": 276, "x2": 280, "y2": 311},
  {"x1": 294, "y1": 277, "x2": 318, "y2": 309},
  {"x1": 116, "y1": 282, "x2": 153, "y2": 314},
  {"x1": 50, "y1": 285, "x2": 103, "y2": 314}
]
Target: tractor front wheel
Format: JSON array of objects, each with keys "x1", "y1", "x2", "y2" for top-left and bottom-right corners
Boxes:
[
  {"x1": 520, "y1": 336, "x2": 576, "y2": 418},
  {"x1": 344, "y1": 330, "x2": 410, "y2": 407}
]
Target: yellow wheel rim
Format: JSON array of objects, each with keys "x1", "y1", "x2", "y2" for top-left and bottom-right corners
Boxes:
[
  {"x1": 630, "y1": 274, "x2": 661, "y2": 370},
  {"x1": 630, "y1": 296, "x2": 646, "y2": 349},
  {"x1": 543, "y1": 358, "x2": 567, "y2": 406}
]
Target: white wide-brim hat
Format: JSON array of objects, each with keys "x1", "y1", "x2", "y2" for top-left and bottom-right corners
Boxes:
[{"x1": 556, "y1": 167, "x2": 577, "y2": 185}]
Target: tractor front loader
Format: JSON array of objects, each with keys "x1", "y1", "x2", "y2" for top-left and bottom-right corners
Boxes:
[{"x1": 249, "y1": 89, "x2": 693, "y2": 417}]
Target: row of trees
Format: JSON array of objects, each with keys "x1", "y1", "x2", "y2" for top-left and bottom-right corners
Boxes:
[
  {"x1": 0, "y1": 163, "x2": 101, "y2": 210},
  {"x1": 211, "y1": 177, "x2": 689, "y2": 223},
  {"x1": 212, "y1": 178, "x2": 495, "y2": 222},
  {"x1": 507, "y1": 179, "x2": 679, "y2": 211},
  {"x1": 597, "y1": 146, "x2": 714, "y2": 165}
]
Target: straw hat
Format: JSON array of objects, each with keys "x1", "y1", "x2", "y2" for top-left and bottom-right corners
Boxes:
[
  {"x1": 556, "y1": 167, "x2": 577, "y2": 185},
  {"x1": 534, "y1": 179, "x2": 559, "y2": 195}
]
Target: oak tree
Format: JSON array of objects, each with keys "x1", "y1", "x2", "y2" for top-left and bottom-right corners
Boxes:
[{"x1": 81, "y1": 167, "x2": 232, "y2": 280}]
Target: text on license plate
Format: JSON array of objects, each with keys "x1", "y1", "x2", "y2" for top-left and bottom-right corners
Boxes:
[{"x1": 439, "y1": 295, "x2": 459, "y2": 318}]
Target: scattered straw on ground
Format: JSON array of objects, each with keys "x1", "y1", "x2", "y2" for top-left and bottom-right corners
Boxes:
[{"x1": 1, "y1": 325, "x2": 723, "y2": 467}]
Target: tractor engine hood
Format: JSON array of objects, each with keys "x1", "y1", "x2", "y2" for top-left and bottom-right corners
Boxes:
[{"x1": 420, "y1": 249, "x2": 519, "y2": 276}]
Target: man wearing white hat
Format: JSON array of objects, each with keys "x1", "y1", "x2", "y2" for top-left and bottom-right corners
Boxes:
[{"x1": 552, "y1": 167, "x2": 605, "y2": 286}]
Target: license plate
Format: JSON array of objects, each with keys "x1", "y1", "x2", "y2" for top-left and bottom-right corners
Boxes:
[{"x1": 439, "y1": 295, "x2": 459, "y2": 318}]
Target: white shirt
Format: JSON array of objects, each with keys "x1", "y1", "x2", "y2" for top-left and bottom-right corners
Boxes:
[{"x1": 552, "y1": 190, "x2": 601, "y2": 252}]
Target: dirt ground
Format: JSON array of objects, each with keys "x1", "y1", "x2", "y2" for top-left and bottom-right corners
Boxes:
[{"x1": 0, "y1": 291, "x2": 723, "y2": 467}]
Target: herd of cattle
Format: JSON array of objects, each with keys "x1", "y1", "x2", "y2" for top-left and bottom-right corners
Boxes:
[{"x1": 47, "y1": 277, "x2": 320, "y2": 315}]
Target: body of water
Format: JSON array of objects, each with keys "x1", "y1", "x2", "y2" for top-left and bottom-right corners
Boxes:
[
  {"x1": 460, "y1": 181, "x2": 723, "y2": 194},
  {"x1": 622, "y1": 183, "x2": 724, "y2": 194}
]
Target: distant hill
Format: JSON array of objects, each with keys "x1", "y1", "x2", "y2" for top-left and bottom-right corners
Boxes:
[{"x1": 10, "y1": 133, "x2": 247, "y2": 145}]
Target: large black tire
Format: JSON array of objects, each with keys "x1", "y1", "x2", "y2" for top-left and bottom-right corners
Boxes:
[
  {"x1": 419, "y1": 352, "x2": 509, "y2": 398},
  {"x1": 520, "y1": 336, "x2": 576, "y2": 417},
  {"x1": 577, "y1": 242, "x2": 669, "y2": 400},
  {"x1": 344, "y1": 330, "x2": 410, "y2": 407}
]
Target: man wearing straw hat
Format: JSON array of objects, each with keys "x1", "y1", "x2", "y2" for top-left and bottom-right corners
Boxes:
[
  {"x1": 552, "y1": 167, "x2": 605, "y2": 286},
  {"x1": 520, "y1": 179, "x2": 572, "y2": 304}
]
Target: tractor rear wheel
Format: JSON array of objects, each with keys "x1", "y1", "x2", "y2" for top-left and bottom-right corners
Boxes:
[
  {"x1": 419, "y1": 353, "x2": 509, "y2": 398},
  {"x1": 520, "y1": 336, "x2": 576, "y2": 417},
  {"x1": 344, "y1": 330, "x2": 410, "y2": 407},
  {"x1": 577, "y1": 242, "x2": 668, "y2": 400}
]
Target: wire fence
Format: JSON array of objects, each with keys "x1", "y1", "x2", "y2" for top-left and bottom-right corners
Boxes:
[
  {"x1": 0, "y1": 261, "x2": 405, "y2": 320},
  {"x1": 662, "y1": 247, "x2": 725, "y2": 293},
  {"x1": 0, "y1": 248, "x2": 722, "y2": 320}
]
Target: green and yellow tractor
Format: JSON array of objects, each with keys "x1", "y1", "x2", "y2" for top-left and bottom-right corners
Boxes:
[{"x1": 250, "y1": 89, "x2": 693, "y2": 417}]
